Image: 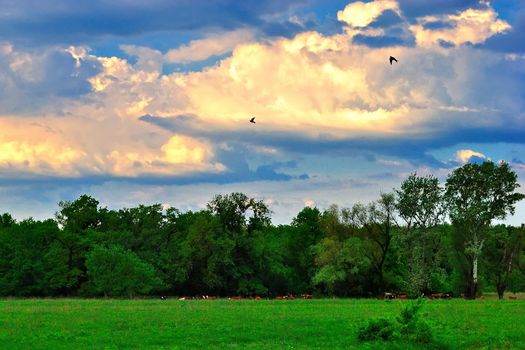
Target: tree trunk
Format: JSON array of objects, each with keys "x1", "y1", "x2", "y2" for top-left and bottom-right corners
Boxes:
[
  {"x1": 497, "y1": 285, "x2": 505, "y2": 300},
  {"x1": 470, "y1": 255, "x2": 478, "y2": 299},
  {"x1": 468, "y1": 237, "x2": 484, "y2": 299}
]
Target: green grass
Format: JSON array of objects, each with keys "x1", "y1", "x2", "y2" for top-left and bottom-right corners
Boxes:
[{"x1": 1, "y1": 298, "x2": 524, "y2": 349}]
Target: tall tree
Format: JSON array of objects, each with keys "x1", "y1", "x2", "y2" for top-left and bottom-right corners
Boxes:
[
  {"x1": 395, "y1": 173, "x2": 447, "y2": 295},
  {"x1": 484, "y1": 225, "x2": 523, "y2": 299},
  {"x1": 349, "y1": 193, "x2": 397, "y2": 294},
  {"x1": 207, "y1": 192, "x2": 271, "y2": 234},
  {"x1": 55, "y1": 195, "x2": 103, "y2": 293},
  {"x1": 445, "y1": 161, "x2": 525, "y2": 298}
]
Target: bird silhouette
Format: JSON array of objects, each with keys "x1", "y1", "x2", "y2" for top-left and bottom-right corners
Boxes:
[
  {"x1": 389, "y1": 56, "x2": 398, "y2": 65},
  {"x1": 249, "y1": 117, "x2": 256, "y2": 124}
]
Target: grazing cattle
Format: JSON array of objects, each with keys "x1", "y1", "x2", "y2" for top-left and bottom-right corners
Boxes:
[
  {"x1": 207, "y1": 296, "x2": 217, "y2": 300},
  {"x1": 301, "y1": 294, "x2": 313, "y2": 299},
  {"x1": 288, "y1": 294, "x2": 296, "y2": 300},
  {"x1": 384, "y1": 292, "x2": 393, "y2": 299},
  {"x1": 429, "y1": 293, "x2": 452, "y2": 300},
  {"x1": 255, "y1": 296, "x2": 261, "y2": 300},
  {"x1": 397, "y1": 294, "x2": 408, "y2": 300},
  {"x1": 479, "y1": 296, "x2": 486, "y2": 300},
  {"x1": 178, "y1": 297, "x2": 188, "y2": 300},
  {"x1": 276, "y1": 296, "x2": 285, "y2": 300},
  {"x1": 509, "y1": 296, "x2": 518, "y2": 300},
  {"x1": 228, "y1": 296, "x2": 242, "y2": 300}
]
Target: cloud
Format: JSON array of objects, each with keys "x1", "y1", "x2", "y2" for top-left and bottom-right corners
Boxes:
[
  {"x1": 397, "y1": 0, "x2": 481, "y2": 18},
  {"x1": 337, "y1": 0, "x2": 401, "y2": 28},
  {"x1": 0, "y1": 0, "x2": 307, "y2": 46},
  {"x1": 1, "y1": 0, "x2": 525, "y2": 184},
  {"x1": 481, "y1": 8, "x2": 525, "y2": 53},
  {"x1": 409, "y1": 6, "x2": 511, "y2": 47},
  {"x1": 0, "y1": 43, "x2": 101, "y2": 114},
  {"x1": 455, "y1": 149, "x2": 487, "y2": 163},
  {"x1": 164, "y1": 29, "x2": 256, "y2": 63}
]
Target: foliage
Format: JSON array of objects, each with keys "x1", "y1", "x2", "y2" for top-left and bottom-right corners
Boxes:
[
  {"x1": 85, "y1": 245, "x2": 162, "y2": 297},
  {"x1": 445, "y1": 161, "x2": 525, "y2": 298},
  {"x1": 358, "y1": 298, "x2": 433, "y2": 344},
  {"x1": 396, "y1": 173, "x2": 445, "y2": 230},
  {"x1": 0, "y1": 167, "x2": 524, "y2": 298},
  {"x1": 357, "y1": 318, "x2": 395, "y2": 341},
  {"x1": 396, "y1": 298, "x2": 432, "y2": 343}
]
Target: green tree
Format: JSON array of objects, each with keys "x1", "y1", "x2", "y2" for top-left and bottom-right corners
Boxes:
[
  {"x1": 0, "y1": 219, "x2": 61, "y2": 296},
  {"x1": 206, "y1": 193, "x2": 272, "y2": 295},
  {"x1": 484, "y1": 225, "x2": 523, "y2": 299},
  {"x1": 287, "y1": 206, "x2": 324, "y2": 293},
  {"x1": 445, "y1": 161, "x2": 525, "y2": 298},
  {"x1": 86, "y1": 245, "x2": 162, "y2": 297},
  {"x1": 348, "y1": 193, "x2": 397, "y2": 294},
  {"x1": 0, "y1": 213, "x2": 15, "y2": 228},
  {"x1": 313, "y1": 237, "x2": 371, "y2": 295},
  {"x1": 395, "y1": 173, "x2": 448, "y2": 295},
  {"x1": 207, "y1": 192, "x2": 271, "y2": 234}
]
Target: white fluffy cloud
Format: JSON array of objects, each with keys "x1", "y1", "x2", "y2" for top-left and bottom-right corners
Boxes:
[{"x1": 410, "y1": 6, "x2": 511, "y2": 47}]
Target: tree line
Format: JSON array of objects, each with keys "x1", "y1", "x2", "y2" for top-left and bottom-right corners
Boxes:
[{"x1": 0, "y1": 160, "x2": 524, "y2": 299}]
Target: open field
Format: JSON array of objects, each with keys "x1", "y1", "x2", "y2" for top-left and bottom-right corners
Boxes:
[{"x1": 1, "y1": 298, "x2": 524, "y2": 350}]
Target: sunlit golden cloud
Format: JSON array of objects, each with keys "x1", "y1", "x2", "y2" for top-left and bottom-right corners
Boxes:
[{"x1": 337, "y1": 0, "x2": 400, "y2": 28}]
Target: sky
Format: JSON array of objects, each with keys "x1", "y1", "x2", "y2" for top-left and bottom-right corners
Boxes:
[{"x1": 1, "y1": 0, "x2": 524, "y2": 225}]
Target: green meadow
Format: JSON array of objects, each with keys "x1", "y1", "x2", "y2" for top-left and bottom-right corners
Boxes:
[{"x1": 1, "y1": 298, "x2": 524, "y2": 350}]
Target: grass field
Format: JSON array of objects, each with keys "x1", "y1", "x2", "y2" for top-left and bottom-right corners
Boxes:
[{"x1": 1, "y1": 298, "x2": 524, "y2": 350}]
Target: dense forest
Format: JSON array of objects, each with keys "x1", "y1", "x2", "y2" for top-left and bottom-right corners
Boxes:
[{"x1": 1, "y1": 161, "x2": 524, "y2": 299}]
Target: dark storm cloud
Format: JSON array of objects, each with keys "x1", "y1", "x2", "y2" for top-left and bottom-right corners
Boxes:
[
  {"x1": 0, "y1": 46, "x2": 101, "y2": 114},
  {"x1": 352, "y1": 33, "x2": 414, "y2": 48},
  {"x1": 0, "y1": 0, "x2": 308, "y2": 46},
  {"x1": 139, "y1": 112, "x2": 525, "y2": 170},
  {"x1": 397, "y1": 0, "x2": 480, "y2": 19}
]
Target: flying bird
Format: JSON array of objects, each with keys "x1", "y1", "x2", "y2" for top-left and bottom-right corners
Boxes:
[
  {"x1": 249, "y1": 117, "x2": 256, "y2": 124},
  {"x1": 389, "y1": 56, "x2": 398, "y2": 65}
]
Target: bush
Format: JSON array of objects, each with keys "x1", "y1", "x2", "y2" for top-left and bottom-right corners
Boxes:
[
  {"x1": 357, "y1": 318, "x2": 395, "y2": 341},
  {"x1": 358, "y1": 298, "x2": 433, "y2": 344},
  {"x1": 413, "y1": 321, "x2": 433, "y2": 344}
]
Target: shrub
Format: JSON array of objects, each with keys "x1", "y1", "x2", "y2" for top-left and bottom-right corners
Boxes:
[
  {"x1": 396, "y1": 298, "x2": 433, "y2": 343},
  {"x1": 358, "y1": 298, "x2": 433, "y2": 344},
  {"x1": 357, "y1": 318, "x2": 395, "y2": 341}
]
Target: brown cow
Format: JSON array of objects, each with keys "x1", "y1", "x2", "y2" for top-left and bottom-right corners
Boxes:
[
  {"x1": 397, "y1": 294, "x2": 408, "y2": 300},
  {"x1": 509, "y1": 296, "x2": 518, "y2": 300},
  {"x1": 301, "y1": 294, "x2": 313, "y2": 299},
  {"x1": 384, "y1": 292, "x2": 396, "y2": 299}
]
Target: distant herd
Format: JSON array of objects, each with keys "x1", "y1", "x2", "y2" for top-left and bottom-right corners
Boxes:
[
  {"x1": 156, "y1": 292, "x2": 519, "y2": 301},
  {"x1": 166, "y1": 294, "x2": 314, "y2": 301}
]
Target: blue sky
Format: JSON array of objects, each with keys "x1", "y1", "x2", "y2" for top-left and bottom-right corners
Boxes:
[{"x1": 0, "y1": 0, "x2": 524, "y2": 224}]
